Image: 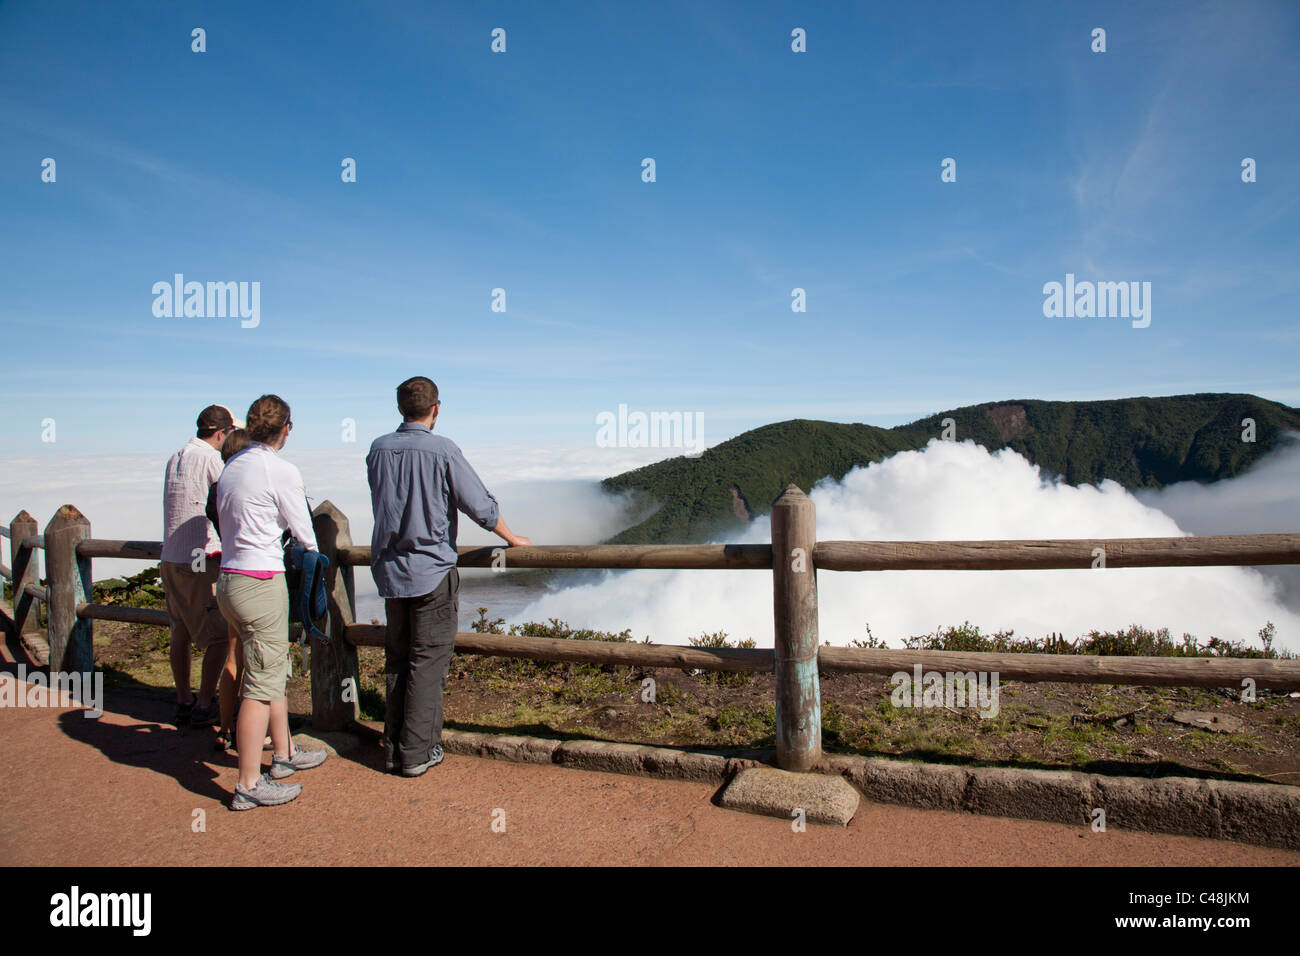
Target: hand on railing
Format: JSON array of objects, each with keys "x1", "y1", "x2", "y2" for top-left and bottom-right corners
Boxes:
[{"x1": 492, "y1": 515, "x2": 529, "y2": 548}]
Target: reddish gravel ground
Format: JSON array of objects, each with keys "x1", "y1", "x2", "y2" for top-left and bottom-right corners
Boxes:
[{"x1": 2, "y1": 646, "x2": 1298, "y2": 866}]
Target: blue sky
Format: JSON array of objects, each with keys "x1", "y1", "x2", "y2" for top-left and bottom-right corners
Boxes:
[{"x1": 1, "y1": 0, "x2": 1297, "y2": 461}]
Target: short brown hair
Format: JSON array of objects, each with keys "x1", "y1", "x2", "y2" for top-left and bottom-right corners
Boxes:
[
  {"x1": 245, "y1": 395, "x2": 290, "y2": 444},
  {"x1": 397, "y1": 377, "x2": 439, "y2": 421},
  {"x1": 219, "y1": 427, "x2": 250, "y2": 462}
]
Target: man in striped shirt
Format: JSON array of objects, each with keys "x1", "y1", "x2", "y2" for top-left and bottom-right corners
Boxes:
[{"x1": 161, "y1": 404, "x2": 242, "y2": 727}]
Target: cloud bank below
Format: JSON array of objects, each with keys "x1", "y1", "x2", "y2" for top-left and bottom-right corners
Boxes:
[{"x1": 516, "y1": 437, "x2": 1300, "y2": 653}]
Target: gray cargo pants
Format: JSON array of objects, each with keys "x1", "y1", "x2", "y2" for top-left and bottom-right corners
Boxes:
[{"x1": 383, "y1": 568, "x2": 458, "y2": 770}]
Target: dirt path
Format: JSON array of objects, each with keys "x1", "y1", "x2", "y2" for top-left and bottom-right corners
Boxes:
[{"x1": 1, "y1": 651, "x2": 1297, "y2": 866}]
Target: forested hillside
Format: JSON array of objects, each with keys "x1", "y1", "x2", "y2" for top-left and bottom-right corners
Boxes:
[{"x1": 601, "y1": 394, "x2": 1300, "y2": 543}]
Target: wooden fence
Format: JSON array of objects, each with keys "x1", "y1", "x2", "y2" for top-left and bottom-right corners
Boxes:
[{"x1": 4, "y1": 489, "x2": 1300, "y2": 772}]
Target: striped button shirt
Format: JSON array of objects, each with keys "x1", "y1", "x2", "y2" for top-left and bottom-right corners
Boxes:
[{"x1": 161, "y1": 437, "x2": 223, "y2": 563}]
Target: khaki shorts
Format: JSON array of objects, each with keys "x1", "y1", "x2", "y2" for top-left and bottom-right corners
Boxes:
[
  {"x1": 160, "y1": 560, "x2": 229, "y2": 651},
  {"x1": 215, "y1": 572, "x2": 289, "y2": 703}
]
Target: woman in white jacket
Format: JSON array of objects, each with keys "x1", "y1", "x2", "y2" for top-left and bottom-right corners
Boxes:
[{"x1": 215, "y1": 394, "x2": 328, "y2": 810}]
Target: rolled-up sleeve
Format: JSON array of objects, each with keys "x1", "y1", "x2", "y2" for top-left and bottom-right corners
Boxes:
[{"x1": 446, "y1": 444, "x2": 500, "y2": 531}]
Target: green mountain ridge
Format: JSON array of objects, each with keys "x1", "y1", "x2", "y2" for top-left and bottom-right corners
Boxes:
[{"x1": 600, "y1": 393, "x2": 1300, "y2": 544}]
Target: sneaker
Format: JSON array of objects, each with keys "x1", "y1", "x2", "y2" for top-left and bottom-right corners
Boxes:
[
  {"x1": 402, "y1": 744, "x2": 444, "y2": 777},
  {"x1": 230, "y1": 773, "x2": 301, "y2": 810},
  {"x1": 269, "y1": 743, "x2": 328, "y2": 779},
  {"x1": 189, "y1": 702, "x2": 218, "y2": 728},
  {"x1": 172, "y1": 696, "x2": 195, "y2": 726}
]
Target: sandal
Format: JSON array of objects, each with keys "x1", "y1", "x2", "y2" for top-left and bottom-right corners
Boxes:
[{"x1": 214, "y1": 729, "x2": 235, "y2": 752}]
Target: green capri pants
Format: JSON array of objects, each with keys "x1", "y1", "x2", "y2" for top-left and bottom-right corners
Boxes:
[{"x1": 215, "y1": 571, "x2": 290, "y2": 703}]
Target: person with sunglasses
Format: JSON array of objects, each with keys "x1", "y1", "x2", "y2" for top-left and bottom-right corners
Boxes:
[
  {"x1": 204, "y1": 427, "x2": 269, "y2": 753},
  {"x1": 215, "y1": 395, "x2": 328, "y2": 809}
]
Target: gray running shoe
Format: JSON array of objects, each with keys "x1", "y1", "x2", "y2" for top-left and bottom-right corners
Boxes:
[
  {"x1": 269, "y1": 744, "x2": 328, "y2": 779},
  {"x1": 231, "y1": 773, "x2": 301, "y2": 810},
  {"x1": 402, "y1": 744, "x2": 444, "y2": 777}
]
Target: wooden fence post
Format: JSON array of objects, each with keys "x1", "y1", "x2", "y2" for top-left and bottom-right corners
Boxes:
[
  {"x1": 10, "y1": 510, "x2": 40, "y2": 636},
  {"x1": 770, "y1": 485, "x2": 822, "y2": 771},
  {"x1": 310, "y1": 500, "x2": 360, "y2": 730},
  {"x1": 44, "y1": 505, "x2": 94, "y2": 676}
]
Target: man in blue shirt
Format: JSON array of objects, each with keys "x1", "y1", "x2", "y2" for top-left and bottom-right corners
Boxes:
[{"x1": 367, "y1": 376, "x2": 529, "y2": 776}]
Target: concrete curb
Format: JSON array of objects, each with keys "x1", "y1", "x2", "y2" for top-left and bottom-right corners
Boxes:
[
  {"x1": 311, "y1": 723, "x2": 1300, "y2": 850},
  {"x1": 339, "y1": 722, "x2": 767, "y2": 781},
  {"x1": 819, "y1": 753, "x2": 1300, "y2": 850}
]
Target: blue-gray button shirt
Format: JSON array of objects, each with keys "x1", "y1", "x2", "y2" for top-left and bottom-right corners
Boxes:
[{"x1": 367, "y1": 423, "x2": 501, "y2": 599}]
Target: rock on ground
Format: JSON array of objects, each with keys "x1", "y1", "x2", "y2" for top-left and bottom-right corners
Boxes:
[{"x1": 717, "y1": 766, "x2": 860, "y2": 826}]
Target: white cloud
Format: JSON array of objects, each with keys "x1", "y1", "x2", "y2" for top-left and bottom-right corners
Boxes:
[
  {"x1": 1135, "y1": 432, "x2": 1300, "y2": 610},
  {"x1": 517, "y1": 438, "x2": 1300, "y2": 652}
]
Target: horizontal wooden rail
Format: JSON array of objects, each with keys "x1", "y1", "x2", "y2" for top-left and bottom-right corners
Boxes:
[
  {"x1": 66, "y1": 538, "x2": 775, "y2": 569},
  {"x1": 814, "y1": 533, "x2": 1300, "y2": 571},
  {"x1": 343, "y1": 626, "x2": 1300, "y2": 690},
  {"x1": 57, "y1": 533, "x2": 1300, "y2": 572},
  {"x1": 20, "y1": 535, "x2": 44, "y2": 551},
  {"x1": 345, "y1": 624, "x2": 774, "y2": 672},
  {"x1": 817, "y1": 646, "x2": 1300, "y2": 691},
  {"x1": 76, "y1": 603, "x2": 170, "y2": 627},
  {"x1": 76, "y1": 539, "x2": 164, "y2": 560},
  {"x1": 337, "y1": 543, "x2": 774, "y2": 570},
  {"x1": 23, "y1": 582, "x2": 47, "y2": 602}
]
